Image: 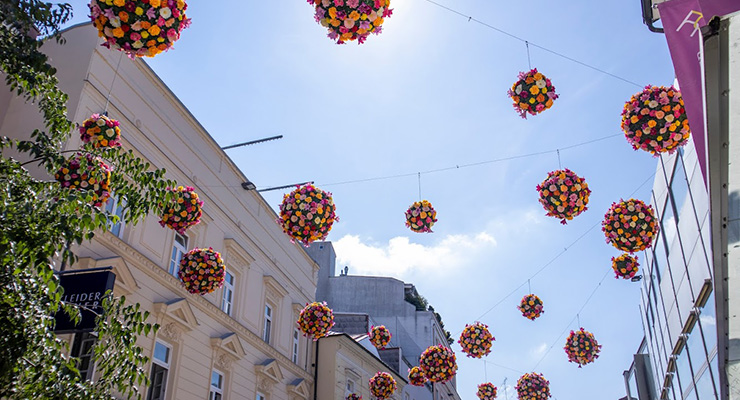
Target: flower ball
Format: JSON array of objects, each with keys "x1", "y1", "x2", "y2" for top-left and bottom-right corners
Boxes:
[
  {"x1": 477, "y1": 382, "x2": 498, "y2": 400},
  {"x1": 518, "y1": 294, "x2": 544, "y2": 321},
  {"x1": 297, "y1": 301, "x2": 335, "y2": 340},
  {"x1": 278, "y1": 183, "x2": 337, "y2": 246},
  {"x1": 89, "y1": 0, "x2": 191, "y2": 58},
  {"x1": 458, "y1": 322, "x2": 495, "y2": 358},
  {"x1": 612, "y1": 253, "x2": 639, "y2": 279},
  {"x1": 370, "y1": 325, "x2": 392, "y2": 349},
  {"x1": 536, "y1": 169, "x2": 591, "y2": 224},
  {"x1": 516, "y1": 373, "x2": 551, "y2": 400},
  {"x1": 564, "y1": 328, "x2": 602, "y2": 367},
  {"x1": 408, "y1": 366, "x2": 426, "y2": 387},
  {"x1": 601, "y1": 198, "x2": 658, "y2": 253},
  {"x1": 507, "y1": 68, "x2": 559, "y2": 118},
  {"x1": 55, "y1": 153, "x2": 111, "y2": 207},
  {"x1": 369, "y1": 371, "x2": 397, "y2": 400},
  {"x1": 419, "y1": 345, "x2": 458, "y2": 383},
  {"x1": 405, "y1": 199, "x2": 437, "y2": 233},
  {"x1": 346, "y1": 394, "x2": 362, "y2": 400},
  {"x1": 178, "y1": 247, "x2": 225, "y2": 295},
  {"x1": 621, "y1": 85, "x2": 690, "y2": 155},
  {"x1": 308, "y1": 0, "x2": 393, "y2": 45},
  {"x1": 79, "y1": 114, "x2": 121, "y2": 148},
  {"x1": 159, "y1": 186, "x2": 203, "y2": 234}
]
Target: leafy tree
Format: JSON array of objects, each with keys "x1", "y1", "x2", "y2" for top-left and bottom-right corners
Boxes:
[{"x1": 1, "y1": 2, "x2": 179, "y2": 398}]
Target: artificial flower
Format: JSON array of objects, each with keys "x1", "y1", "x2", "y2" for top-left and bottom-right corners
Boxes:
[
  {"x1": 621, "y1": 85, "x2": 690, "y2": 155},
  {"x1": 178, "y1": 247, "x2": 225, "y2": 295}
]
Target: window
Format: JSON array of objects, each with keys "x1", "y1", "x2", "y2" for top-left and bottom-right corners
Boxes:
[
  {"x1": 256, "y1": 393, "x2": 266, "y2": 400},
  {"x1": 168, "y1": 232, "x2": 188, "y2": 276},
  {"x1": 147, "y1": 340, "x2": 171, "y2": 400},
  {"x1": 263, "y1": 304, "x2": 272, "y2": 344},
  {"x1": 209, "y1": 370, "x2": 224, "y2": 400},
  {"x1": 346, "y1": 379, "x2": 355, "y2": 393},
  {"x1": 70, "y1": 332, "x2": 97, "y2": 380},
  {"x1": 104, "y1": 195, "x2": 126, "y2": 238},
  {"x1": 221, "y1": 271, "x2": 234, "y2": 316},
  {"x1": 292, "y1": 329, "x2": 300, "y2": 363}
]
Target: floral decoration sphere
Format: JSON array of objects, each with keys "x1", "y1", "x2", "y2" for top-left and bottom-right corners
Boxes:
[
  {"x1": 405, "y1": 199, "x2": 437, "y2": 233},
  {"x1": 507, "y1": 68, "x2": 559, "y2": 118},
  {"x1": 419, "y1": 344, "x2": 458, "y2": 383},
  {"x1": 79, "y1": 114, "x2": 121, "y2": 148},
  {"x1": 536, "y1": 169, "x2": 591, "y2": 224},
  {"x1": 515, "y1": 372, "x2": 551, "y2": 400},
  {"x1": 601, "y1": 198, "x2": 658, "y2": 253},
  {"x1": 518, "y1": 294, "x2": 544, "y2": 321},
  {"x1": 297, "y1": 301, "x2": 335, "y2": 340},
  {"x1": 308, "y1": 0, "x2": 393, "y2": 45},
  {"x1": 346, "y1": 394, "x2": 362, "y2": 400},
  {"x1": 89, "y1": 0, "x2": 191, "y2": 58},
  {"x1": 563, "y1": 327, "x2": 602, "y2": 367},
  {"x1": 612, "y1": 253, "x2": 639, "y2": 279},
  {"x1": 159, "y1": 186, "x2": 203, "y2": 234},
  {"x1": 278, "y1": 183, "x2": 337, "y2": 246},
  {"x1": 370, "y1": 325, "x2": 392, "y2": 349},
  {"x1": 477, "y1": 382, "x2": 498, "y2": 400},
  {"x1": 458, "y1": 322, "x2": 495, "y2": 358},
  {"x1": 369, "y1": 371, "x2": 397, "y2": 400},
  {"x1": 408, "y1": 366, "x2": 426, "y2": 387},
  {"x1": 55, "y1": 153, "x2": 111, "y2": 207},
  {"x1": 621, "y1": 85, "x2": 690, "y2": 155},
  {"x1": 178, "y1": 247, "x2": 225, "y2": 295}
]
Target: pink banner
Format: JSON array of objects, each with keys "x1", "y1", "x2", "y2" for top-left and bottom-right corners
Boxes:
[{"x1": 657, "y1": 0, "x2": 739, "y2": 184}]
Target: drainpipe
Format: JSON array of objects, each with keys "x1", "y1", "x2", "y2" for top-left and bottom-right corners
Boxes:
[{"x1": 313, "y1": 339, "x2": 320, "y2": 400}]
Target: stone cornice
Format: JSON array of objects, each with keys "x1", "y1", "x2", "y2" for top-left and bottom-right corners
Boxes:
[{"x1": 95, "y1": 231, "x2": 314, "y2": 382}]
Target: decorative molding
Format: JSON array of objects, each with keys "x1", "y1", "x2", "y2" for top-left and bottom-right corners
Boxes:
[
  {"x1": 93, "y1": 232, "x2": 314, "y2": 381},
  {"x1": 74, "y1": 255, "x2": 140, "y2": 296},
  {"x1": 224, "y1": 238, "x2": 256, "y2": 267},
  {"x1": 153, "y1": 298, "x2": 199, "y2": 332},
  {"x1": 158, "y1": 322, "x2": 182, "y2": 342},
  {"x1": 263, "y1": 275, "x2": 289, "y2": 298},
  {"x1": 211, "y1": 333, "x2": 246, "y2": 359},
  {"x1": 292, "y1": 303, "x2": 305, "y2": 315},
  {"x1": 255, "y1": 358, "x2": 284, "y2": 388},
  {"x1": 287, "y1": 378, "x2": 310, "y2": 400}
]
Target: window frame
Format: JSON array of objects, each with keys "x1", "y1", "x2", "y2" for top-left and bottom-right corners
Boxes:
[
  {"x1": 292, "y1": 328, "x2": 300, "y2": 363},
  {"x1": 147, "y1": 340, "x2": 172, "y2": 400},
  {"x1": 70, "y1": 332, "x2": 97, "y2": 381},
  {"x1": 263, "y1": 304, "x2": 273, "y2": 344},
  {"x1": 104, "y1": 194, "x2": 126, "y2": 238},
  {"x1": 168, "y1": 232, "x2": 189, "y2": 277},
  {"x1": 209, "y1": 369, "x2": 224, "y2": 400},
  {"x1": 221, "y1": 270, "x2": 235, "y2": 316}
]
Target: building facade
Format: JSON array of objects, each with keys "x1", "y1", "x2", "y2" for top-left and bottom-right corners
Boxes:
[
  {"x1": 623, "y1": 10, "x2": 740, "y2": 400},
  {"x1": 1, "y1": 24, "x2": 321, "y2": 400},
  {"x1": 306, "y1": 242, "x2": 462, "y2": 400}
]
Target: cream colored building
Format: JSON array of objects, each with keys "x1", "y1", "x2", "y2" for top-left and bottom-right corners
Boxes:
[
  {"x1": 316, "y1": 332, "x2": 407, "y2": 400},
  {"x1": 1, "y1": 23, "x2": 321, "y2": 400}
]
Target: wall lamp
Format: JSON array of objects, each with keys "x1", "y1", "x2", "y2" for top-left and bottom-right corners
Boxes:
[{"x1": 241, "y1": 181, "x2": 257, "y2": 190}]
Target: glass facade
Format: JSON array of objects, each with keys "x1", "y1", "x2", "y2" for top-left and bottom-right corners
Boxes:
[{"x1": 628, "y1": 141, "x2": 719, "y2": 400}]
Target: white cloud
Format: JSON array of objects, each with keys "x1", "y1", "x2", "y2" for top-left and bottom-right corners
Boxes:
[
  {"x1": 529, "y1": 342, "x2": 548, "y2": 358},
  {"x1": 333, "y1": 232, "x2": 497, "y2": 277}
]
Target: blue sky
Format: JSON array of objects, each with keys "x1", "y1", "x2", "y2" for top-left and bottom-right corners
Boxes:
[{"x1": 61, "y1": 0, "x2": 676, "y2": 398}]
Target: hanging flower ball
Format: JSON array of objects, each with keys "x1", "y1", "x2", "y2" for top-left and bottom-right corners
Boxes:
[
  {"x1": 79, "y1": 114, "x2": 121, "y2": 148},
  {"x1": 621, "y1": 85, "x2": 690, "y2": 155},
  {"x1": 159, "y1": 186, "x2": 203, "y2": 235},
  {"x1": 346, "y1": 394, "x2": 362, "y2": 400},
  {"x1": 278, "y1": 183, "x2": 337, "y2": 246},
  {"x1": 178, "y1": 247, "x2": 225, "y2": 295},
  {"x1": 536, "y1": 169, "x2": 591, "y2": 224},
  {"x1": 308, "y1": 0, "x2": 393, "y2": 45},
  {"x1": 612, "y1": 253, "x2": 640, "y2": 280},
  {"x1": 477, "y1": 382, "x2": 498, "y2": 400},
  {"x1": 369, "y1": 325, "x2": 392, "y2": 349},
  {"x1": 369, "y1": 371, "x2": 397, "y2": 400},
  {"x1": 55, "y1": 153, "x2": 111, "y2": 207},
  {"x1": 564, "y1": 327, "x2": 602, "y2": 367},
  {"x1": 89, "y1": 0, "x2": 191, "y2": 58},
  {"x1": 507, "y1": 68, "x2": 559, "y2": 119},
  {"x1": 518, "y1": 294, "x2": 544, "y2": 321},
  {"x1": 297, "y1": 301, "x2": 335, "y2": 340},
  {"x1": 419, "y1": 345, "x2": 458, "y2": 383},
  {"x1": 601, "y1": 198, "x2": 658, "y2": 253},
  {"x1": 408, "y1": 366, "x2": 426, "y2": 387},
  {"x1": 405, "y1": 200, "x2": 437, "y2": 233},
  {"x1": 515, "y1": 373, "x2": 551, "y2": 400},
  {"x1": 458, "y1": 322, "x2": 495, "y2": 358}
]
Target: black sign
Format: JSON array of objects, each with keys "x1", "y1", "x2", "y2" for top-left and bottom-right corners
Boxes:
[{"x1": 54, "y1": 269, "x2": 116, "y2": 333}]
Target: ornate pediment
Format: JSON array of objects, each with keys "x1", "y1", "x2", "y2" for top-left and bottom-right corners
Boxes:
[
  {"x1": 255, "y1": 359, "x2": 284, "y2": 389},
  {"x1": 263, "y1": 275, "x2": 288, "y2": 299},
  {"x1": 153, "y1": 298, "x2": 199, "y2": 332},
  {"x1": 75, "y1": 256, "x2": 139, "y2": 296},
  {"x1": 288, "y1": 378, "x2": 310, "y2": 400},
  {"x1": 224, "y1": 238, "x2": 256, "y2": 267},
  {"x1": 211, "y1": 333, "x2": 246, "y2": 359}
]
